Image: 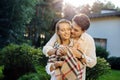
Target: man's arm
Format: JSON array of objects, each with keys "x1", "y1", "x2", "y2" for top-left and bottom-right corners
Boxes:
[
  {"x1": 69, "y1": 47, "x2": 86, "y2": 64},
  {"x1": 74, "y1": 36, "x2": 97, "y2": 68},
  {"x1": 83, "y1": 38, "x2": 97, "y2": 68},
  {"x1": 42, "y1": 33, "x2": 57, "y2": 57}
]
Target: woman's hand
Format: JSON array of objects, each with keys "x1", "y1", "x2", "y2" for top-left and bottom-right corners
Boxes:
[
  {"x1": 54, "y1": 61, "x2": 64, "y2": 68},
  {"x1": 50, "y1": 61, "x2": 64, "y2": 72},
  {"x1": 56, "y1": 46, "x2": 68, "y2": 56}
]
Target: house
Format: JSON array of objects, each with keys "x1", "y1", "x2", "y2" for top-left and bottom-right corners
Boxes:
[
  {"x1": 47, "y1": 1, "x2": 120, "y2": 57},
  {"x1": 87, "y1": 9, "x2": 120, "y2": 57}
]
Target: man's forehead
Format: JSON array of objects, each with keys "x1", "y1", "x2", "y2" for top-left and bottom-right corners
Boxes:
[
  {"x1": 72, "y1": 22, "x2": 82, "y2": 31},
  {"x1": 72, "y1": 22, "x2": 79, "y2": 28},
  {"x1": 72, "y1": 21, "x2": 80, "y2": 27}
]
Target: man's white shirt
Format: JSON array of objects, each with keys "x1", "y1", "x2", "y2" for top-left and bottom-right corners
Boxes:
[{"x1": 43, "y1": 33, "x2": 97, "y2": 80}]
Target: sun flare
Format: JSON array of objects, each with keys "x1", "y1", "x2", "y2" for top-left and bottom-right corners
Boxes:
[{"x1": 63, "y1": 0, "x2": 94, "y2": 7}]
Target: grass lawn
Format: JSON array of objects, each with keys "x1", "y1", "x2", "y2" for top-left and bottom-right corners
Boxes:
[{"x1": 98, "y1": 69, "x2": 120, "y2": 80}]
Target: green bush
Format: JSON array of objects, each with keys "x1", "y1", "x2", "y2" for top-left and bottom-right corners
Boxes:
[
  {"x1": 0, "y1": 66, "x2": 4, "y2": 80},
  {"x1": 0, "y1": 51, "x2": 3, "y2": 65},
  {"x1": 1, "y1": 43, "x2": 43, "y2": 80},
  {"x1": 108, "y1": 56, "x2": 120, "y2": 70},
  {"x1": 96, "y1": 46, "x2": 109, "y2": 60},
  {"x1": 39, "y1": 55, "x2": 48, "y2": 66},
  {"x1": 86, "y1": 57, "x2": 111, "y2": 80},
  {"x1": 18, "y1": 73, "x2": 42, "y2": 80},
  {"x1": 18, "y1": 65, "x2": 50, "y2": 80},
  {"x1": 35, "y1": 65, "x2": 50, "y2": 80}
]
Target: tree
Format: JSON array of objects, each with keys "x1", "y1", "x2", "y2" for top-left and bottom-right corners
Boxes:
[
  {"x1": 91, "y1": 1, "x2": 104, "y2": 14},
  {"x1": 27, "y1": 0, "x2": 57, "y2": 47},
  {"x1": 116, "y1": 7, "x2": 120, "y2": 11},
  {"x1": 0, "y1": 0, "x2": 37, "y2": 48},
  {"x1": 103, "y1": 1, "x2": 115, "y2": 9},
  {"x1": 77, "y1": 4, "x2": 91, "y2": 15},
  {"x1": 63, "y1": 4, "x2": 76, "y2": 20},
  {"x1": 91, "y1": 1, "x2": 117, "y2": 14}
]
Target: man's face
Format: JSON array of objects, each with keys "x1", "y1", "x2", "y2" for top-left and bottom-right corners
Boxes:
[{"x1": 71, "y1": 21, "x2": 84, "y2": 39}]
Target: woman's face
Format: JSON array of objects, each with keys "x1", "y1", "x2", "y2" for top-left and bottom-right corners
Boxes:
[{"x1": 57, "y1": 22, "x2": 71, "y2": 40}]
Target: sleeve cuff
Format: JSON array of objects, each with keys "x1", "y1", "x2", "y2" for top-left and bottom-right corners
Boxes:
[
  {"x1": 84, "y1": 54, "x2": 97, "y2": 68},
  {"x1": 84, "y1": 54, "x2": 92, "y2": 63},
  {"x1": 43, "y1": 46, "x2": 54, "y2": 57},
  {"x1": 46, "y1": 63, "x2": 55, "y2": 75}
]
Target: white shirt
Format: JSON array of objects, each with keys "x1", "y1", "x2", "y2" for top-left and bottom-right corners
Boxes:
[{"x1": 43, "y1": 33, "x2": 97, "y2": 80}]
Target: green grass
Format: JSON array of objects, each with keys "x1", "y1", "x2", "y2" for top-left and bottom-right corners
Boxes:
[{"x1": 98, "y1": 69, "x2": 120, "y2": 80}]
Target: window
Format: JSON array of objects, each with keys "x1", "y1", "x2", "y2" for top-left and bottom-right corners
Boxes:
[{"x1": 94, "y1": 38, "x2": 107, "y2": 49}]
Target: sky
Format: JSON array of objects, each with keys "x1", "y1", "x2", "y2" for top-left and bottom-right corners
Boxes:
[{"x1": 63, "y1": 0, "x2": 120, "y2": 8}]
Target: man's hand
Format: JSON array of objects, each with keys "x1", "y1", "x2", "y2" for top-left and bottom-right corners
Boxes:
[
  {"x1": 69, "y1": 47, "x2": 82, "y2": 58},
  {"x1": 48, "y1": 49, "x2": 57, "y2": 56},
  {"x1": 81, "y1": 58, "x2": 86, "y2": 64}
]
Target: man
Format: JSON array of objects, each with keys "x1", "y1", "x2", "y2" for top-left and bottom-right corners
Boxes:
[{"x1": 43, "y1": 13, "x2": 97, "y2": 80}]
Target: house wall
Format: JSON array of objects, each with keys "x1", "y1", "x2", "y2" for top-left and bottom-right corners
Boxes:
[{"x1": 87, "y1": 17, "x2": 120, "y2": 57}]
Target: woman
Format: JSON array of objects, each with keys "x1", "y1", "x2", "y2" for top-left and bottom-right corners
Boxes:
[{"x1": 46, "y1": 19, "x2": 84, "y2": 80}]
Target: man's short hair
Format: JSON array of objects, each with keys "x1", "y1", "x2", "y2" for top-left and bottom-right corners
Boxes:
[{"x1": 72, "y1": 13, "x2": 90, "y2": 31}]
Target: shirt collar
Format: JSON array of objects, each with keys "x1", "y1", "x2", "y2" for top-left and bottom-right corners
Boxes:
[
  {"x1": 79, "y1": 32, "x2": 86, "y2": 41},
  {"x1": 69, "y1": 39, "x2": 74, "y2": 47}
]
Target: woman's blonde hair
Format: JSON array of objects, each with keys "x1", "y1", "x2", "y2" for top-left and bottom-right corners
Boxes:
[{"x1": 55, "y1": 19, "x2": 71, "y2": 33}]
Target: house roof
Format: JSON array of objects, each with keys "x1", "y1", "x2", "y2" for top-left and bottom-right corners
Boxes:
[{"x1": 88, "y1": 12, "x2": 120, "y2": 18}]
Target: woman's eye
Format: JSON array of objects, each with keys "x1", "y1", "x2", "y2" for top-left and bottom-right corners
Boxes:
[{"x1": 60, "y1": 29, "x2": 64, "y2": 31}]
